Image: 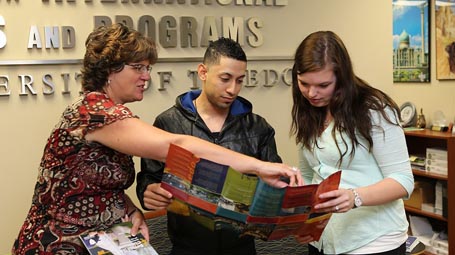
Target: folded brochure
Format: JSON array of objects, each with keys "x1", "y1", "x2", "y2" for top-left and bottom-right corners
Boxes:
[{"x1": 161, "y1": 143, "x2": 341, "y2": 242}]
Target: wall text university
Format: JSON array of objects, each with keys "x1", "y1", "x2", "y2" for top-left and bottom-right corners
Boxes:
[
  {"x1": 0, "y1": 67, "x2": 292, "y2": 97},
  {"x1": 41, "y1": 0, "x2": 288, "y2": 6}
]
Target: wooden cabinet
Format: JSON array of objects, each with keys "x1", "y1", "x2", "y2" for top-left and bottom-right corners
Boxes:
[{"x1": 404, "y1": 130, "x2": 453, "y2": 255}]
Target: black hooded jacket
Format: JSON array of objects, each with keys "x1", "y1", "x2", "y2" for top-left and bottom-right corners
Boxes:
[{"x1": 137, "y1": 90, "x2": 282, "y2": 255}]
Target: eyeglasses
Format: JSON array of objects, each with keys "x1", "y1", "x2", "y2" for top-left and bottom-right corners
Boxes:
[{"x1": 125, "y1": 63, "x2": 152, "y2": 74}]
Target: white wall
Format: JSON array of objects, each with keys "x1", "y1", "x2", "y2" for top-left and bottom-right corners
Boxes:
[{"x1": 1, "y1": 1, "x2": 454, "y2": 254}]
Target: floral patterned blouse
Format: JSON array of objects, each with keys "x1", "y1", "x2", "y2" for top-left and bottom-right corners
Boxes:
[{"x1": 12, "y1": 92, "x2": 137, "y2": 255}]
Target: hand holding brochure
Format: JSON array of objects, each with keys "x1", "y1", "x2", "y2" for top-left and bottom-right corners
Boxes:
[
  {"x1": 161, "y1": 144, "x2": 341, "y2": 242},
  {"x1": 79, "y1": 222, "x2": 158, "y2": 255}
]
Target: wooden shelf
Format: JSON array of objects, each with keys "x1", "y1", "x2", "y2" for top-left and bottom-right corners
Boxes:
[
  {"x1": 405, "y1": 129, "x2": 454, "y2": 139},
  {"x1": 412, "y1": 169, "x2": 447, "y2": 181},
  {"x1": 404, "y1": 130, "x2": 453, "y2": 255},
  {"x1": 405, "y1": 205, "x2": 447, "y2": 222}
]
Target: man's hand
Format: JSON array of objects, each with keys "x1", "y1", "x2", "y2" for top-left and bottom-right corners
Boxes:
[{"x1": 143, "y1": 183, "x2": 173, "y2": 210}]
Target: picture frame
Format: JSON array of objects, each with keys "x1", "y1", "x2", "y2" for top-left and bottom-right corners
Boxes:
[
  {"x1": 400, "y1": 102, "x2": 417, "y2": 127},
  {"x1": 393, "y1": 0, "x2": 430, "y2": 83},
  {"x1": 435, "y1": 1, "x2": 455, "y2": 80}
]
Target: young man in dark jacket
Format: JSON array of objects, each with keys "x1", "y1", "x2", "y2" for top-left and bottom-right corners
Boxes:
[{"x1": 137, "y1": 37, "x2": 282, "y2": 255}]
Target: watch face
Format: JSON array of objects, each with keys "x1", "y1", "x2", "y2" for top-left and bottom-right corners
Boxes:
[{"x1": 354, "y1": 197, "x2": 362, "y2": 207}]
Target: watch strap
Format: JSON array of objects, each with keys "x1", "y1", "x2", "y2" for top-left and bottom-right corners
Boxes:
[{"x1": 349, "y1": 188, "x2": 362, "y2": 208}]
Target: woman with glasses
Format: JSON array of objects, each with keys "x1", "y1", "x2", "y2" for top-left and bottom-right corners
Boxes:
[{"x1": 12, "y1": 23, "x2": 302, "y2": 255}]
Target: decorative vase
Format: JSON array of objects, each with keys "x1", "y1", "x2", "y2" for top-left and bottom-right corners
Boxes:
[{"x1": 416, "y1": 108, "x2": 426, "y2": 128}]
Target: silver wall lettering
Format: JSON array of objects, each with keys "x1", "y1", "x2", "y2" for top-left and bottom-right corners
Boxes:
[
  {"x1": 222, "y1": 16, "x2": 244, "y2": 45},
  {"x1": 45, "y1": 26, "x2": 60, "y2": 49},
  {"x1": 19, "y1": 75, "x2": 37, "y2": 96},
  {"x1": 216, "y1": 0, "x2": 231, "y2": 5},
  {"x1": 244, "y1": 69, "x2": 258, "y2": 87},
  {"x1": 94, "y1": 16, "x2": 112, "y2": 27},
  {"x1": 75, "y1": 72, "x2": 83, "y2": 85},
  {"x1": 28, "y1": 26, "x2": 75, "y2": 49},
  {"x1": 61, "y1": 73, "x2": 71, "y2": 94},
  {"x1": 201, "y1": 16, "x2": 218, "y2": 47},
  {"x1": 116, "y1": 15, "x2": 134, "y2": 28},
  {"x1": 247, "y1": 17, "x2": 263, "y2": 47},
  {"x1": 233, "y1": 0, "x2": 287, "y2": 5},
  {"x1": 187, "y1": 70, "x2": 200, "y2": 89},
  {"x1": 281, "y1": 67, "x2": 292, "y2": 86},
  {"x1": 180, "y1": 17, "x2": 198, "y2": 48},
  {"x1": 0, "y1": 75, "x2": 10, "y2": 96},
  {"x1": 92, "y1": 15, "x2": 262, "y2": 48},
  {"x1": 164, "y1": 0, "x2": 187, "y2": 3},
  {"x1": 263, "y1": 69, "x2": 278, "y2": 87},
  {"x1": 244, "y1": 68, "x2": 291, "y2": 87},
  {"x1": 274, "y1": 0, "x2": 288, "y2": 6},
  {"x1": 28, "y1": 26, "x2": 42, "y2": 49},
  {"x1": 42, "y1": 74, "x2": 55, "y2": 95},
  {"x1": 138, "y1": 15, "x2": 157, "y2": 41},
  {"x1": 254, "y1": 0, "x2": 273, "y2": 5},
  {"x1": 41, "y1": 0, "x2": 286, "y2": 5},
  {"x1": 157, "y1": 71, "x2": 172, "y2": 91},
  {"x1": 0, "y1": 16, "x2": 6, "y2": 49},
  {"x1": 62, "y1": 26, "x2": 76, "y2": 48},
  {"x1": 235, "y1": 0, "x2": 253, "y2": 5},
  {"x1": 159, "y1": 16, "x2": 177, "y2": 48}
]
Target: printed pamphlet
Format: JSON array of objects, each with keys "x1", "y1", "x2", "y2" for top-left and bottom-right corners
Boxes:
[
  {"x1": 161, "y1": 143, "x2": 341, "y2": 242},
  {"x1": 79, "y1": 222, "x2": 158, "y2": 255}
]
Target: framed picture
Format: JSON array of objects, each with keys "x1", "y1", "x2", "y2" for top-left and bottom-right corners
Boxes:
[
  {"x1": 393, "y1": 0, "x2": 430, "y2": 83},
  {"x1": 435, "y1": 1, "x2": 455, "y2": 80}
]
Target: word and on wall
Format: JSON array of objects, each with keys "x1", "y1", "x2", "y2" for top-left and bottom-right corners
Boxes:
[{"x1": 0, "y1": 0, "x2": 291, "y2": 98}]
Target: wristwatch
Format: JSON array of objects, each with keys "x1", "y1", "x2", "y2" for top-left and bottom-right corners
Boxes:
[{"x1": 349, "y1": 188, "x2": 362, "y2": 208}]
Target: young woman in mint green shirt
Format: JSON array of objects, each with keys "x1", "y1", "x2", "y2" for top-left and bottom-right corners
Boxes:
[{"x1": 291, "y1": 31, "x2": 414, "y2": 255}]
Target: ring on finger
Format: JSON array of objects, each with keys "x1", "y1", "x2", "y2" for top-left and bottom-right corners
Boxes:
[{"x1": 335, "y1": 205, "x2": 339, "y2": 211}]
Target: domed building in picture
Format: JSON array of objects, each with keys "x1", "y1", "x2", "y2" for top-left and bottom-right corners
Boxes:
[
  {"x1": 392, "y1": 0, "x2": 429, "y2": 83},
  {"x1": 393, "y1": 30, "x2": 429, "y2": 82}
]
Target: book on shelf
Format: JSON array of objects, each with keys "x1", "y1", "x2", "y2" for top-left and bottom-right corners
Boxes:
[
  {"x1": 409, "y1": 155, "x2": 426, "y2": 167},
  {"x1": 426, "y1": 148, "x2": 447, "y2": 161},
  {"x1": 425, "y1": 165, "x2": 448, "y2": 175},
  {"x1": 435, "y1": 181, "x2": 448, "y2": 217},
  {"x1": 161, "y1": 143, "x2": 341, "y2": 242},
  {"x1": 425, "y1": 159, "x2": 447, "y2": 168},
  {"x1": 79, "y1": 222, "x2": 158, "y2": 255},
  {"x1": 425, "y1": 157, "x2": 448, "y2": 175},
  {"x1": 409, "y1": 154, "x2": 426, "y2": 171}
]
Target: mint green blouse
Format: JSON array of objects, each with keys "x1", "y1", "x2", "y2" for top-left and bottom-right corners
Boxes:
[{"x1": 299, "y1": 107, "x2": 414, "y2": 254}]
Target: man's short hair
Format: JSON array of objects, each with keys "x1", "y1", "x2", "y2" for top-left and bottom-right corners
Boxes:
[{"x1": 203, "y1": 37, "x2": 247, "y2": 66}]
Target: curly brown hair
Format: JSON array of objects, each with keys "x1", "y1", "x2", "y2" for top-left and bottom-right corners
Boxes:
[{"x1": 81, "y1": 23, "x2": 158, "y2": 92}]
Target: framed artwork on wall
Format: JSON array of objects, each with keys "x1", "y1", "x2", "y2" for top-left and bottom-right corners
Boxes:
[
  {"x1": 435, "y1": 1, "x2": 455, "y2": 80},
  {"x1": 392, "y1": 0, "x2": 430, "y2": 83}
]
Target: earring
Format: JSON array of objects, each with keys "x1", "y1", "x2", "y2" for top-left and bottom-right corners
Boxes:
[{"x1": 107, "y1": 79, "x2": 111, "y2": 85}]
